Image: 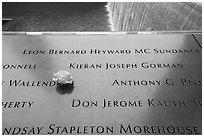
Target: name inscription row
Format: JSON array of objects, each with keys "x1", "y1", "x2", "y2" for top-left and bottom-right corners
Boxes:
[
  {"x1": 22, "y1": 48, "x2": 200, "y2": 55},
  {"x1": 3, "y1": 123, "x2": 201, "y2": 135},
  {"x1": 3, "y1": 99, "x2": 202, "y2": 109},
  {"x1": 2, "y1": 63, "x2": 184, "y2": 70}
]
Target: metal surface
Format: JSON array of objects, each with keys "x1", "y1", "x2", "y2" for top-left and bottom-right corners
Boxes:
[
  {"x1": 2, "y1": 34, "x2": 202, "y2": 135},
  {"x1": 192, "y1": 34, "x2": 202, "y2": 47}
]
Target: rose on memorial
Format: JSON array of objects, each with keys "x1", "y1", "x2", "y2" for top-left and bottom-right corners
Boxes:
[{"x1": 52, "y1": 71, "x2": 73, "y2": 85}]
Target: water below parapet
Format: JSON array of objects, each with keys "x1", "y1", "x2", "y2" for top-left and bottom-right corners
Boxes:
[
  {"x1": 107, "y1": 2, "x2": 202, "y2": 31},
  {"x1": 2, "y1": 2, "x2": 111, "y2": 31}
]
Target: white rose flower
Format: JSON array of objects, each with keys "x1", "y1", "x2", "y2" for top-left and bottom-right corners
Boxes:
[{"x1": 53, "y1": 71, "x2": 73, "y2": 84}]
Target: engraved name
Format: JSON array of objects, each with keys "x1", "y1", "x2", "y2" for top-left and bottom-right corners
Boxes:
[
  {"x1": 71, "y1": 99, "x2": 143, "y2": 108},
  {"x1": 22, "y1": 48, "x2": 200, "y2": 55},
  {"x1": 2, "y1": 64, "x2": 37, "y2": 70},
  {"x1": 112, "y1": 79, "x2": 161, "y2": 86},
  {"x1": 68, "y1": 63, "x2": 183, "y2": 69},
  {"x1": 9, "y1": 80, "x2": 59, "y2": 87},
  {"x1": 147, "y1": 99, "x2": 187, "y2": 107},
  {"x1": 2, "y1": 124, "x2": 200, "y2": 135},
  {"x1": 2, "y1": 101, "x2": 34, "y2": 108}
]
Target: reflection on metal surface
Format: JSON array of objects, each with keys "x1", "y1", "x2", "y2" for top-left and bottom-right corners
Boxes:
[{"x1": 2, "y1": 34, "x2": 202, "y2": 135}]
